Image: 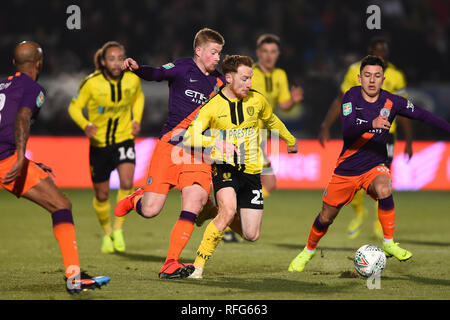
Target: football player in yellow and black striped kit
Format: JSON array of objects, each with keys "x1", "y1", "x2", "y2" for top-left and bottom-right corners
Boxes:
[
  {"x1": 183, "y1": 55, "x2": 298, "y2": 279},
  {"x1": 318, "y1": 37, "x2": 412, "y2": 239},
  {"x1": 252, "y1": 34, "x2": 304, "y2": 198},
  {"x1": 221, "y1": 34, "x2": 304, "y2": 243},
  {"x1": 68, "y1": 41, "x2": 145, "y2": 253}
]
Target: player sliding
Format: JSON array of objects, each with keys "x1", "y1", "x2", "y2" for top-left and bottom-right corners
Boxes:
[
  {"x1": 289, "y1": 55, "x2": 450, "y2": 273},
  {"x1": 183, "y1": 55, "x2": 298, "y2": 279},
  {"x1": 115, "y1": 28, "x2": 226, "y2": 279},
  {"x1": 0, "y1": 41, "x2": 110, "y2": 293}
]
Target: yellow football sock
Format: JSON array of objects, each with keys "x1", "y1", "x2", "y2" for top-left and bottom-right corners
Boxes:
[
  {"x1": 194, "y1": 221, "x2": 225, "y2": 268},
  {"x1": 93, "y1": 197, "x2": 111, "y2": 236},
  {"x1": 113, "y1": 188, "x2": 133, "y2": 231},
  {"x1": 351, "y1": 189, "x2": 366, "y2": 218},
  {"x1": 262, "y1": 187, "x2": 271, "y2": 199}
]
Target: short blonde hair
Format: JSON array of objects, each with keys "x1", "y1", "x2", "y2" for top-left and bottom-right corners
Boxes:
[{"x1": 193, "y1": 28, "x2": 225, "y2": 51}]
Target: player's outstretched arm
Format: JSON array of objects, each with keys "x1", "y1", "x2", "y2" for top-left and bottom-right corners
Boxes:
[
  {"x1": 398, "y1": 116, "x2": 413, "y2": 159},
  {"x1": 264, "y1": 113, "x2": 297, "y2": 152},
  {"x1": 287, "y1": 140, "x2": 298, "y2": 153},
  {"x1": 2, "y1": 107, "x2": 32, "y2": 184},
  {"x1": 318, "y1": 92, "x2": 343, "y2": 147}
]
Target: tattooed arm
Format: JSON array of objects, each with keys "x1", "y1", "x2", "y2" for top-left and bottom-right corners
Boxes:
[{"x1": 2, "y1": 107, "x2": 32, "y2": 184}]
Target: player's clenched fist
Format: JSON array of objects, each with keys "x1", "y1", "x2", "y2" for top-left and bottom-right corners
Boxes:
[
  {"x1": 122, "y1": 58, "x2": 139, "y2": 71},
  {"x1": 372, "y1": 115, "x2": 391, "y2": 130}
]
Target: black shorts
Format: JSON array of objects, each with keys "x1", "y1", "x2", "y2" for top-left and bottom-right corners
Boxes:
[
  {"x1": 212, "y1": 163, "x2": 263, "y2": 210},
  {"x1": 89, "y1": 139, "x2": 135, "y2": 183}
]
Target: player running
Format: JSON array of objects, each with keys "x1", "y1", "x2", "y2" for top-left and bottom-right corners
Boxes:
[
  {"x1": 115, "y1": 28, "x2": 226, "y2": 279},
  {"x1": 318, "y1": 37, "x2": 413, "y2": 239},
  {"x1": 0, "y1": 41, "x2": 110, "y2": 293},
  {"x1": 197, "y1": 34, "x2": 304, "y2": 243},
  {"x1": 183, "y1": 55, "x2": 298, "y2": 279},
  {"x1": 289, "y1": 55, "x2": 450, "y2": 273},
  {"x1": 68, "y1": 41, "x2": 145, "y2": 254}
]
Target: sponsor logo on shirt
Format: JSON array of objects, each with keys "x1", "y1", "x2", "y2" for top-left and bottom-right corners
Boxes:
[
  {"x1": 356, "y1": 118, "x2": 368, "y2": 125},
  {"x1": 343, "y1": 102, "x2": 352, "y2": 116},
  {"x1": 246, "y1": 106, "x2": 254, "y2": 116},
  {"x1": 185, "y1": 89, "x2": 207, "y2": 104},
  {"x1": 0, "y1": 82, "x2": 11, "y2": 91},
  {"x1": 406, "y1": 100, "x2": 414, "y2": 112}
]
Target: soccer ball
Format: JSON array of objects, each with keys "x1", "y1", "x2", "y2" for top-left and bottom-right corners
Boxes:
[{"x1": 354, "y1": 244, "x2": 386, "y2": 277}]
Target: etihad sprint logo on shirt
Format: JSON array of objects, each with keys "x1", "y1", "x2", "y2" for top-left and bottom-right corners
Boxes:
[{"x1": 185, "y1": 89, "x2": 207, "y2": 105}]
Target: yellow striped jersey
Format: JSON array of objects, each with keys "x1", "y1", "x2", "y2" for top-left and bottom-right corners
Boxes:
[
  {"x1": 184, "y1": 88, "x2": 296, "y2": 174},
  {"x1": 252, "y1": 64, "x2": 291, "y2": 128},
  {"x1": 68, "y1": 70, "x2": 145, "y2": 147}
]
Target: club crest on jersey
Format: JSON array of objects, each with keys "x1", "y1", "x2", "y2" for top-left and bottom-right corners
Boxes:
[
  {"x1": 342, "y1": 102, "x2": 352, "y2": 116},
  {"x1": 380, "y1": 107, "x2": 390, "y2": 117},
  {"x1": 246, "y1": 106, "x2": 254, "y2": 116},
  {"x1": 147, "y1": 177, "x2": 153, "y2": 185},
  {"x1": 162, "y1": 62, "x2": 175, "y2": 70},
  {"x1": 36, "y1": 91, "x2": 45, "y2": 108}
]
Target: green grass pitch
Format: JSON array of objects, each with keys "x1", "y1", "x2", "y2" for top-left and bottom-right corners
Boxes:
[{"x1": 0, "y1": 189, "x2": 449, "y2": 300}]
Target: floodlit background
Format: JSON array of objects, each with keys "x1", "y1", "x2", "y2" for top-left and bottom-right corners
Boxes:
[{"x1": 1, "y1": 0, "x2": 449, "y2": 189}]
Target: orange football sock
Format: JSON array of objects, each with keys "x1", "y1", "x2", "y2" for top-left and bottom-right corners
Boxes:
[
  {"x1": 378, "y1": 195, "x2": 395, "y2": 240},
  {"x1": 306, "y1": 214, "x2": 330, "y2": 251},
  {"x1": 52, "y1": 209, "x2": 80, "y2": 278},
  {"x1": 165, "y1": 211, "x2": 196, "y2": 263}
]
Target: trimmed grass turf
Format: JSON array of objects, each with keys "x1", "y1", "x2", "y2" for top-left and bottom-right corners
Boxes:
[{"x1": 0, "y1": 189, "x2": 449, "y2": 300}]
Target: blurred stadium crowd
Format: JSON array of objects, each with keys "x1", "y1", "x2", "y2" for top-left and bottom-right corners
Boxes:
[{"x1": 1, "y1": 0, "x2": 449, "y2": 139}]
